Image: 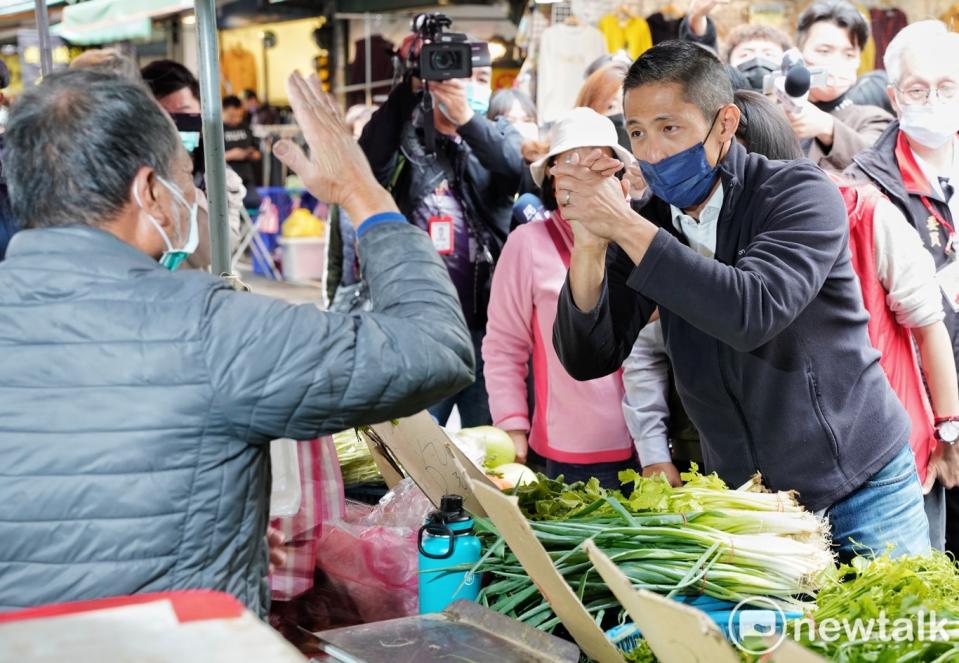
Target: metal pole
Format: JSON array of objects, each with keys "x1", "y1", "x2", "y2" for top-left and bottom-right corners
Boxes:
[
  {"x1": 194, "y1": 0, "x2": 231, "y2": 277},
  {"x1": 363, "y1": 13, "x2": 372, "y2": 106},
  {"x1": 33, "y1": 0, "x2": 52, "y2": 78},
  {"x1": 332, "y1": 16, "x2": 346, "y2": 108},
  {"x1": 262, "y1": 40, "x2": 269, "y2": 106}
]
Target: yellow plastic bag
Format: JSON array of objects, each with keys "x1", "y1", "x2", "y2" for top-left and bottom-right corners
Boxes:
[{"x1": 282, "y1": 208, "x2": 326, "y2": 238}]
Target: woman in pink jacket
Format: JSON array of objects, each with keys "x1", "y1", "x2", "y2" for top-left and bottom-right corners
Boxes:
[{"x1": 482, "y1": 108, "x2": 662, "y2": 487}]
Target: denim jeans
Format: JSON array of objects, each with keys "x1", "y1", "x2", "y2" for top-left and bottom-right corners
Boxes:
[
  {"x1": 430, "y1": 329, "x2": 491, "y2": 428},
  {"x1": 826, "y1": 443, "x2": 930, "y2": 563}
]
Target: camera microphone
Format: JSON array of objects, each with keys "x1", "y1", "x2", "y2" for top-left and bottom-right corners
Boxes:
[{"x1": 784, "y1": 65, "x2": 811, "y2": 98}]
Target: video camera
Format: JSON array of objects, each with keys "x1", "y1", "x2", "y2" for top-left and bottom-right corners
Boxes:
[
  {"x1": 762, "y1": 49, "x2": 828, "y2": 116},
  {"x1": 409, "y1": 13, "x2": 474, "y2": 81}
]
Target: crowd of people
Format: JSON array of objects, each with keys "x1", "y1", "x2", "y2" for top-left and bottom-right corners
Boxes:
[{"x1": 0, "y1": 0, "x2": 958, "y2": 626}]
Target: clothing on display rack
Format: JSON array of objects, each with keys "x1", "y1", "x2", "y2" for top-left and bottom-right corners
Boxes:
[
  {"x1": 870, "y1": 7, "x2": 908, "y2": 70},
  {"x1": 646, "y1": 9, "x2": 684, "y2": 44},
  {"x1": 222, "y1": 44, "x2": 257, "y2": 96},
  {"x1": 347, "y1": 34, "x2": 395, "y2": 107},
  {"x1": 599, "y1": 5, "x2": 653, "y2": 59},
  {"x1": 853, "y1": 3, "x2": 876, "y2": 75},
  {"x1": 514, "y1": 3, "x2": 551, "y2": 103},
  {"x1": 536, "y1": 21, "x2": 607, "y2": 124},
  {"x1": 942, "y1": 3, "x2": 959, "y2": 32}
]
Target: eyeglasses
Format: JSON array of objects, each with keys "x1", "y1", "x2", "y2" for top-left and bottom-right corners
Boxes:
[{"x1": 897, "y1": 83, "x2": 959, "y2": 104}]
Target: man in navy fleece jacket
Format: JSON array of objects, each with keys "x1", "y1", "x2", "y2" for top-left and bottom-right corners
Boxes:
[{"x1": 551, "y1": 40, "x2": 927, "y2": 561}]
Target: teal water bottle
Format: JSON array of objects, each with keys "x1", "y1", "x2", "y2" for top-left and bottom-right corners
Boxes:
[{"x1": 417, "y1": 494, "x2": 482, "y2": 614}]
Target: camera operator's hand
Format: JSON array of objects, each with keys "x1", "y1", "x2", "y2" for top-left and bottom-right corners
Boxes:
[
  {"x1": 275, "y1": 71, "x2": 397, "y2": 224},
  {"x1": 431, "y1": 79, "x2": 474, "y2": 128},
  {"x1": 788, "y1": 102, "x2": 835, "y2": 146}
]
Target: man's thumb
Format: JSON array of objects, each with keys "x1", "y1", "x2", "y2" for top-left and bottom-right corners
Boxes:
[{"x1": 274, "y1": 139, "x2": 308, "y2": 175}]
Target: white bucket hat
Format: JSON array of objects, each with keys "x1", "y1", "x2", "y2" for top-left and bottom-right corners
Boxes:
[{"x1": 529, "y1": 107, "x2": 635, "y2": 187}]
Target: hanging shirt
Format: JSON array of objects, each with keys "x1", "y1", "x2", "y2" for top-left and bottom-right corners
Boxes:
[
  {"x1": 598, "y1": 14, "x2": 653, "y2": 59},
  {"x1": 669, "y1": 185, "x2": 725, "y2": 258},
  {"x1": 853, "y1": 3, "x2": 877, "y2": 76},
  {"x1": 646, "y1": 12, "x2": 683, "y2": 45},
  {"x1": 870, "y1": 7, "x2": 909, "y2": 70},
  {"x1": 536, "y1": 23, "x2": 607, "y2": 125},
  {"x1": 221, "y1": 46, "x2": 257, "y2": 96}
]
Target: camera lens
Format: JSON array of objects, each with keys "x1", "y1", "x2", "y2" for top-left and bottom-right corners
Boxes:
[{"x1": 431, "y1": 50, "x2": 455, "y2": 71}]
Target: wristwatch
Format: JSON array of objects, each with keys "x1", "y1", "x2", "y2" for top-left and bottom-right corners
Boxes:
[{"x1": 935, "y1": 416, "x2": 959, "y2": 445}]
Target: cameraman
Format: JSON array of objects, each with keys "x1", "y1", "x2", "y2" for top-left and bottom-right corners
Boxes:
[
  {"x1": 791, "y1": 0, "x2": 892, "y2": 172},
  {"x1": 358, "y1": 26, "x2": 524, "y2": 427}
]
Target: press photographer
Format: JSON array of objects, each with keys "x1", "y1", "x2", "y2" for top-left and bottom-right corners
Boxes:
[{"x1": 356, "y1": 13, "x2": 524, "y2": 428}]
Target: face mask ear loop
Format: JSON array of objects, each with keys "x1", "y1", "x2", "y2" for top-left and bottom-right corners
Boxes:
[{"x1": 705, "y1": 106, "x2": 732, "y2": 166}]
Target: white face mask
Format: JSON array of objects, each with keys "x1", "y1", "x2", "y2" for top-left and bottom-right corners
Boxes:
[
  {"x1": 133, "y1": 175, "x2": 199, "y2": 270},
  {"x1": 899, "y1": 103, "x2": 959, "y2": 150},
  {"x1": 513, "y1": 121, "x2": 540, "y2": 142}
]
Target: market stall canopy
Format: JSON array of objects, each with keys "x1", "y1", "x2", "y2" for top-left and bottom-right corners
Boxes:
[
  {"x1": 50, "y1": 0, "x2": 193, "y2": 45},
  {"x1": 0, "y1": 0, "x2": 64, "y2": 17}
]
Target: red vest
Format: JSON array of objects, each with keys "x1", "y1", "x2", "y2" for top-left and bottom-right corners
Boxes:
[{"x1": 840, "y1": 183, "x2": 935, "y2": 482}]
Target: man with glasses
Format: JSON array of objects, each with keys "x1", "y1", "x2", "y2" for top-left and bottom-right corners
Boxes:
[{"x1": 848, "y1": 19, "x2": 959, "y2": 556}]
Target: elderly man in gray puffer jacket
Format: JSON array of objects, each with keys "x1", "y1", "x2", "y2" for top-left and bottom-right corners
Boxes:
[{"x1": 0, "y1": 69, "x2": 474, "y2": 616}]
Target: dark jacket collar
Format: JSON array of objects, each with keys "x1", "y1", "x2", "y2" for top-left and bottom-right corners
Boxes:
[{"x1": 852, "y1": 121, "x2": 946, "y2": 205}]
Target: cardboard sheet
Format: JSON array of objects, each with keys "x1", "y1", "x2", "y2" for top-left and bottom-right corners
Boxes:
[
  {"x1": 471, "y1": 481, "x2": 625, "y2": 663},
  {"x1": 585, "y1": 540, "x2": 739, "y2": 663},
  {"x1": 362, "y1": 412, "x2": 496, "y2": 516}
]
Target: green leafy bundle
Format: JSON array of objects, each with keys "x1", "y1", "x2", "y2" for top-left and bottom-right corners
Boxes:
[
  {"x1": 333, "y1": 429, "x2": 382, "y2": 485},
  {"x1": 474, "y1": 467, "x2": 832, "y2": 635},
  {"x1": 789, "y1": 552, "x2": 959, "y2": 662}
]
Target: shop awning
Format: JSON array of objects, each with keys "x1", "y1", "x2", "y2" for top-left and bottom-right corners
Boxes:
[
  {"x1": 0, "y1": 0, "x2": 65, "y2": 17},
  {"x1": 50, "y1": 0, "x2": 194, "y2": 45}
]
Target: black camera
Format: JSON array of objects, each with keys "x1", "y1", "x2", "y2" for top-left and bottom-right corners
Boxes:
[{"x1": 411, "y1": 13, "x2": 473, "y2": 81}]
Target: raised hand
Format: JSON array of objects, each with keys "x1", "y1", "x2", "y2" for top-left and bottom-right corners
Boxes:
[{"x1": 274, "y1": 71, "x2": 396, "y2": 222}]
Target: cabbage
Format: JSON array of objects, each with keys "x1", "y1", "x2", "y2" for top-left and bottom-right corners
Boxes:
[{"x1": 457, "y1": 426, "x2": 516, "y2": 469}]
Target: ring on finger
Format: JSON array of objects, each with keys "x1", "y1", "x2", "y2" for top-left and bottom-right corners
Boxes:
[{"x1": 564, "y1": 190, "x2": 572, "y2": 206}]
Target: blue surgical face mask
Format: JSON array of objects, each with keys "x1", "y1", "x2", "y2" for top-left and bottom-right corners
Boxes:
[
  {"x1": 466, "y1": 81, "x2": 491, "y2": 115},
  {"x1": 638, "y1": 110, "x2": 724, "y2": 210},
  {"x1": 134, "y1": 175, "x2": 200, "y2": 270},
  {"x1": 179, "y1": 131, "x2": 201, "y2": 154}
]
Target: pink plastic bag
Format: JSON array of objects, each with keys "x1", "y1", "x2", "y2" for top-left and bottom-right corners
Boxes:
[
  {"x1": 313, "y1": 479, "x2": 434, "y2": 623},
  {"x1": 269, "y1": 437, "x2": 346, "y2": 602}
]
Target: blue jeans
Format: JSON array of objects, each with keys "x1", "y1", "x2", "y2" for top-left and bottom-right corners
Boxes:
[
  {"x1": 430, "y1": 329, "x2": 491, "y2": 428},
  {"x1": 826, "y1": 444, "x2": 930, "y2": 563}
]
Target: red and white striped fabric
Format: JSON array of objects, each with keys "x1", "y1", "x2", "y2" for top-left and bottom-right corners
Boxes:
[{"x1": 269, "y1": 437, "x2": 345, "y2": 601}]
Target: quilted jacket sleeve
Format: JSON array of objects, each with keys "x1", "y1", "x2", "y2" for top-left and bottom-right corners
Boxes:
[{"x1": 201, "y1": 222, "x2": 475, "y2": 443}]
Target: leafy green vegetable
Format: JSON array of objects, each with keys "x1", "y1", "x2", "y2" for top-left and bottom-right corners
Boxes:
[
  {"x1": 786, "y1": 552, "x2": 959, "y2": 662},
  {"x1": 333, "y1": 429, "x2": 382, "y2": 485},
  {"x1": 622, "y1": 641, "x2": 657, "y2": 662}
]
